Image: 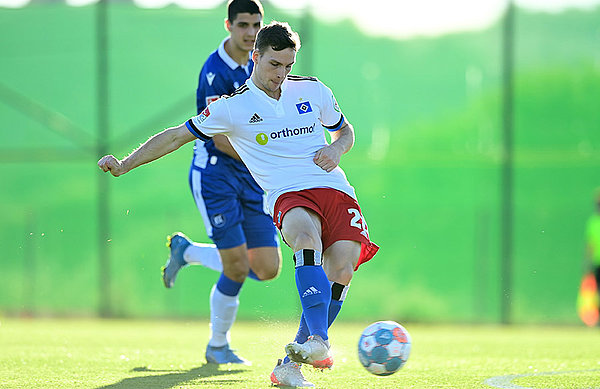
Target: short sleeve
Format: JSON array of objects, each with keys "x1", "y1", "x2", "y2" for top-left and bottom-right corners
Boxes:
[
  {"x1": 318, "y1": 81, "x2": 345, "y2": 132},
  {"x1": 185, "y1": 98, "x2": 231, "y2": 142}
]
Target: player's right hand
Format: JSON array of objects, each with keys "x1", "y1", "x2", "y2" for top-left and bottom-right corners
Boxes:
[{"x1": 98, "y1": 155, "x2": 126, "y2": 177}]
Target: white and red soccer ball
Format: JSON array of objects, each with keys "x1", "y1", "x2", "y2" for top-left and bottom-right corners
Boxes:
[{"x1": 358, "y1": 320, "x2": 411, "y2": 376}]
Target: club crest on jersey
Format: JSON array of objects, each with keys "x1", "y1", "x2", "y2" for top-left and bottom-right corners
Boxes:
[{"x1": 295, "y1": 101, "x2": 313, "y2": 115}]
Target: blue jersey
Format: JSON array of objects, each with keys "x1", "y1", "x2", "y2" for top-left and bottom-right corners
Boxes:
[
  {"x1": 189, "y1": 38, "x2": 277, "y2": 250},
  {"x1": 193, "y1": 38, "x2": 253, "y2": 166}
]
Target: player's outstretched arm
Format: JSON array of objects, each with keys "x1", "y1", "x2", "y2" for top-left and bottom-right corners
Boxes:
[
  {"x1": 313, "y1": 121, "x2": 355, "y2": 172},
  {"x1": 98, "y1": 123, "x2": 196, "y2": 177}
]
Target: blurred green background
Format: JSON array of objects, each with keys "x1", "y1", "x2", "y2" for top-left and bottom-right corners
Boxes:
[{"x1": 1, "y1": 1, "x2": 599, "y2": 324}]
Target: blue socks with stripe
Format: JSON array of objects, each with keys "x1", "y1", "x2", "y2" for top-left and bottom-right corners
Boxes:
[
  {"x1": 295, "y1": 282, "x2": 347, "y2": 342},
  {"x1": 294, "y1": 249, "x2": 331, "y2": 341},
  {"x1": 283, "y1": 277, "x2": 350, "y2": 363}
]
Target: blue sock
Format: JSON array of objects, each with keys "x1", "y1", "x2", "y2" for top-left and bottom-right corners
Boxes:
[
  {"x1": 215, "y1": 272, "x2": 243, "y2": 296},
  {"x1": 328, "y1": 281, "x2": 348, "y2": 325},
  {"x1": 294, "y1": 249, "x2": 331, "y2": 341},
  {"x1": 328, "y1": 299, "x2": 343, "y2": 326},
  {"x1": 294, "y1": 282, "x2": 347, "y2": 342},
  {"x1": 294, "y1": 313, "x2": 310, "y2": 344},
  {"x1": 283, "y1": 281, "x2": 349, "y2": 363}
]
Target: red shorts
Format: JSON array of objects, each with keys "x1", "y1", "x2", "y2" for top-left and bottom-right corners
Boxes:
[{"x1": 273, "y1": 188, "x2": 379, "y2": 270}]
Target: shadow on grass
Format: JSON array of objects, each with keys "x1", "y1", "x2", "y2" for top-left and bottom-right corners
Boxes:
[{"x1": 96, "y1": 364, "x2": 247, "y2": 388}]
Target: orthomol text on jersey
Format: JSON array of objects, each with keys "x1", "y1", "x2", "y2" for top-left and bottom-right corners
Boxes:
[{"x1": 255, "y1": 122, "x2": 317, "y2": 145}]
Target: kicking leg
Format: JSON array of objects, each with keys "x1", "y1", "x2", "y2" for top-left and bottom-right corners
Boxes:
[
  {"x1": 283, "y1": 240, "x2": 360, "y2": 369},
  {"x1": 279, "y1": 207, "x2": 333, "y2": 368},
  {"x1": 284, "y1": 280, "x2": 350, "y2": 363}
]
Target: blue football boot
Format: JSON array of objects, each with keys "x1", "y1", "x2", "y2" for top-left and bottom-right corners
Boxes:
[
  {"x1": 205, "y1": 344, "x2": 251, "y2": 365},
  {"x1": 162, "y1": 232, "x2": 191, "y2": 288}
]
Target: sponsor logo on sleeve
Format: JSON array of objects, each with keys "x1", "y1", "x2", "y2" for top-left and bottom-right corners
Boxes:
[{"x1": 197, "y1": 106, "x2": 210, "y2": 124}]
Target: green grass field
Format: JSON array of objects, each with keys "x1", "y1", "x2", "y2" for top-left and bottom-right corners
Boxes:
[{"x1": 1, "y1": 318, "x2": 599, "y2": 388}]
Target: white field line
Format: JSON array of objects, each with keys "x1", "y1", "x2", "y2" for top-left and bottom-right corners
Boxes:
[{"x1": 484, "y1": 369, "x2": 600, "y2": 389}]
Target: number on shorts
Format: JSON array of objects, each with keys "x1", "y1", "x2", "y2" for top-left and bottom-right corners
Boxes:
[{"x1": 348, "y1": 208, "x2": 368, "y2": 236}]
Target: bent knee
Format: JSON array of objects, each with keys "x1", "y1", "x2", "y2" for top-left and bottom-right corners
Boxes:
[
  {"x1": 253, "y1": 265, "x2": 280, "y2": 281},
  {"x1": 222, "y1": 255, "x2": 250, "y2": 282},
  {"x1": 324, "y1": 256, "x2": 358, "y2": 285},
  {"x1": 248, "y1": 247, "x2": 282, "y2": 281},
  {"x1": 329, "y1": 263, "x2": 355, "y2": 285},
  {"x1": 291, "y1": 232, "x2": 322, "y2": 252}
]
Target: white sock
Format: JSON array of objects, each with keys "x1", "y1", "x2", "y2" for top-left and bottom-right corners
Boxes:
[
  {"x1": 208, "y1": 285, "x2": 239, "y2": 347},
  {"x1": 183, "y1": 243, "x2": 223, "y2": 272}
]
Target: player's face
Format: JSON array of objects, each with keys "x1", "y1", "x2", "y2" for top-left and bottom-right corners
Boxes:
[
  {"x1": 252, "y1": 47, "x2": 296, "y2": 96},
  {"x1": 227, "y1": 13, "x2": 263, "y2": 53}
]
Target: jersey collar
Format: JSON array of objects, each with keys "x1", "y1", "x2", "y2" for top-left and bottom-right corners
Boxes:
[
  {"x1": 247, "y1": 77, "x2": 289, "y2": 103},
  {"x1": 218, "y1": 37, "x2": 252, "y2": 73}
]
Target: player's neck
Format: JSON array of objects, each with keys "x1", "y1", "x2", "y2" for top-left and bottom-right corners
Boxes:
[
  {"x1": 224, "y1": 38, "x2": 250, "y2": 66},
  {"x1": 251, "y1": 74, "x2": 281, "y2": 100}
]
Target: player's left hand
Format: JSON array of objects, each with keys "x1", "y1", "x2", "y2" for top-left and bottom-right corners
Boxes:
[
  {"x1": 313, "y1": 145, "x2": 342, "y2": 172},
  {"x1": 98, "y1": 155, "x2": 127, "y2": 177}
]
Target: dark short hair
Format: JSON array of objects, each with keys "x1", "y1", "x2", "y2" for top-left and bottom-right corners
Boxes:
[
  {"x1": 255, "y1": 21, "x2": 301, "y2": 53},
  {"x1": 227, "y1": 0, "x2": 264, "y2": 23}
]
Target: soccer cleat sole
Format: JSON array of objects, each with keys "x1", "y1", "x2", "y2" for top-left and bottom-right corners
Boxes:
[
  {"x1": 161, "y1": 265, "x2": 170, "y2": 288},
  {"x1": 270, "y1": 371, "x2": 282, "y2": 386},
  {"x1": 162, "y1": 234, "x2": 183, "y2": 289}
]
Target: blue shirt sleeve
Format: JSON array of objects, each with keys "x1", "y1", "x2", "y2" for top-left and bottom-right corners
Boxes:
[{"x1": 196, "y1": 64, "x2": 223, "y2": 114}]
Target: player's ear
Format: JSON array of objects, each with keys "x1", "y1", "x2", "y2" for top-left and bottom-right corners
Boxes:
[
  {"x1": 225, "y1": 18, "x2": 232, "y2": 33},
  {"x1": 252, "y1": 50, "x2": 260, "y2": 64}
]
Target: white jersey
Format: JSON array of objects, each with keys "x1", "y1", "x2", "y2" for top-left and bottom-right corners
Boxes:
[{"x1": 185, "y1": 75, "x2": 356, "y2": 214}]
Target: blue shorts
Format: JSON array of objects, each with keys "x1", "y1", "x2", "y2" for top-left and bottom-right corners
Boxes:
[{"x1": 188, "y1": 146, "x2": 278, "y2": 250}]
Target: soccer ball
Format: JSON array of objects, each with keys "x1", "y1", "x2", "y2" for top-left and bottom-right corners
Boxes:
[{"x1": 358, "y1": 320, "x2": 411, "y2": 376}]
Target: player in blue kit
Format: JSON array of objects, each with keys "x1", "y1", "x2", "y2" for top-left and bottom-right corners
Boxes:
[{"x1": 161, "y1": 0, "x2": 282, "y2": 366}]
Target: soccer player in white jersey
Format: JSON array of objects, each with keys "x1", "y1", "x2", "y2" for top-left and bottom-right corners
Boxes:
[
  {"x1": 161, "y1": 0, "x2": 283, "y2": 366},
  {"x1": 98, "y1": 21, "x2": 379, "y2": 387}
]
